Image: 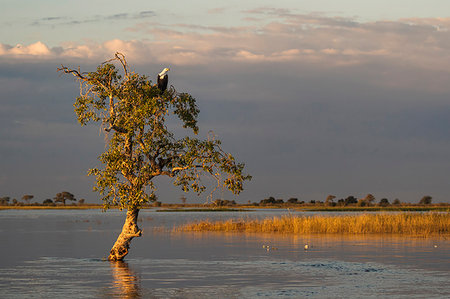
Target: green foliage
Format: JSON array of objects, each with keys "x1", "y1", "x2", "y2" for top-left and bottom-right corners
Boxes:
[{"x1": 59, "y1": 53, "x2": 251, "y2": 210}]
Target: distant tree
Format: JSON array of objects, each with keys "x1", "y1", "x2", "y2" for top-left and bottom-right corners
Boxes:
[
  {"x1": 0, "y1": 197, "x2": 10, "y2": 206},
  {"x1": 54, "y1": 191, "x2": 76, "y2": 205},
  {"x1": 419, "y1": 196, "x2": 432, "y2": 205},
  {"x1": 379, "y1": 198, "x2": 390, "y2": 207},
  {"x1": 12, "y1": 199, "x2": 18, "y2": 205},
  {"x1": 325, "y1": 195, "x2": 336, "y2": 206},
  {"x1": 22, "y1": 194, "x2": 34, "y2": 204},
  {"x1": 43, "y1": 199, "x2": 54, "y2": 206},
  {"x1": 213, "y1": 199, "x2": 236, "y2": 206},
  {"x1": 392, "y1": 198, "x2": 401, "y2": 205},
  {"x1": 260, "y1": 197, "x2": 276, "y2": 205},
  {"x1": 180, "y1": 196, "x2": 187, "y2": 204},
  {"x1": 78, "y1": 199, "x2": 85, "y2": 205},
  {"x1": 287, "y1": 198, "x2": 298, "y2": 204},
  {"x1": 357, "y1": 199, "x2": 367, "y2": 207},
  {"x1": 213, "y1": 199, "x2": 223, "y2": 206},
  {"x1": 363, "y1": 194, "x2": 376, "y2": 206},
  {"x1": 344, "y1": 196, "x2": 357, "y2": 206}
]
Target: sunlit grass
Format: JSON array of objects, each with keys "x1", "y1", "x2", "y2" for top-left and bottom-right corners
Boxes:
[{"x1": 175, "y1": 213, "x2": 450, "y2": 235}]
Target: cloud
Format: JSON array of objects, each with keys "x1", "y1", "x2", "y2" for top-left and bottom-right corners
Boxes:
[
  {"x1": 2, "y1": 11, "x2": 450, "y2": 203},
  {"x1": 0, "y1": 41, "x2": 51, "y2": 56},
  {"x1": 2, "y1": 13, "x2": 448, "y2": 63},
  {"x1": 31, "y1": 10, "x2": 156, "y2": 26},
  {"x1": 3, "y1": 12, "x2": 450, "y2": 94},
  {"x1": 1, "y1": 12, "x2": 450, "y2": 94}
]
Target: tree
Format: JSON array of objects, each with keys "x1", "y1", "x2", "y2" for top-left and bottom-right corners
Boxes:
[
  {"x1": 287, "y1": 198, "x2": 298, "y2": 204},
  {"x1": 419, "y1": 196, "x2": 432, "y2": 205},
  {"x1": 260, "y1": 196, "x2": 276, "y2": 205},
  {"x1": 392, "y1": 198, "x2": 401, "y2": 205},
  {"x1": 43, "y1": 199, "x2": 54, "y2": 206},
  {"x1": 54, "y1": 191, "x2": 76, "y2": 205},
  {"x1": 22, "y1": 194, "x2": 34, "y2": 204},
  {"x1": 363, "y1": 194, "x2": 376, "y2": 206},
  {"x1": 378, "y1": 198, "x2": 390, "y2": 207},
  {"x1": 344, "y1": 196, "x2": 357, "y2": 206},
  {"x1": 213, "y1": 199, "x2": 236, "y2": 206},
  {"x1": 0, "y1": 197, "x2": 10, "y2": 206},
  {"x1": 357, "y1": 199, "x2": 367, "y2": 207},
  {"x1": 59, "y1": 53, "x2": 251, "y2": 261},
  {"x1": 325, "y1": 195, "x2": 335, "y2": 206}
]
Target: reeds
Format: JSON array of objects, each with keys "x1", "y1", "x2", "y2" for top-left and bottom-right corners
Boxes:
[{"x1": 175, "y1": 212, "x2": 450, "y2": 235}]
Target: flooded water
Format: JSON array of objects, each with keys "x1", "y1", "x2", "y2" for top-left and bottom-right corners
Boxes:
[{"x1": 0, "y1": 209, "x2": 449, "y2": 298}]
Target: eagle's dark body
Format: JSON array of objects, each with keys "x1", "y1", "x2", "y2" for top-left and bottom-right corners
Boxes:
[{"x1": 157, "y1": 69, "x2": 169, "y2": 93}]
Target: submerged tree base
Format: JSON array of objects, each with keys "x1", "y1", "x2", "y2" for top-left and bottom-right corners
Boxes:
[
  {"x1": 108, "y1": 208, "x2": 142, "y2": 261},
  {"x1": 175, "y1": 213, "x2": 450, "y2": 235}
]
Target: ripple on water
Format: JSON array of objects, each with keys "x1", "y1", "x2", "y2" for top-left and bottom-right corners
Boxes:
[{"x1": 0, "y1": 257, "x2": 449, "y2": 298}]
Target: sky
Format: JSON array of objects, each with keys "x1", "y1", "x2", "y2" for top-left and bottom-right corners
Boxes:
[{"x1": 1, "y1": 1, "x2": 450, "y2": 204}]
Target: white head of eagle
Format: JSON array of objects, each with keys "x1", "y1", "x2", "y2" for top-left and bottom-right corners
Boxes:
[{"x1": 157, "y1": 68, "x2": 170, "y2": 93}]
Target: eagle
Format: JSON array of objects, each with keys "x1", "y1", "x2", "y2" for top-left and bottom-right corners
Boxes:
[{"x1": 157, "y1": 68, "x2": 170, "y2": 94}]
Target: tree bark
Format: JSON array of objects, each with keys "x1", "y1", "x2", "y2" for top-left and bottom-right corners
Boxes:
[{"x1": 108, "y1": 208, "x2": 142, "y2": 261}]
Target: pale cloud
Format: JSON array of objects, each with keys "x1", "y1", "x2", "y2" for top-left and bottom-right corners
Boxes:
[
  {"x1": 1, "y1": 41, "x2": 52, "y2": 56},
  {"x1": 2, "y1": 13, "x2": 450, "y2": 92}
]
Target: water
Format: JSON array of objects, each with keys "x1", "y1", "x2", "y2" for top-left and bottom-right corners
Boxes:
[{"x1": 0, "y1": 209, "x2": 449, "y2": 298}]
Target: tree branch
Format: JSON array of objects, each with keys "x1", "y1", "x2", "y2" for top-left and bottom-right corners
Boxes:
[
  {"x1": 105, "y1": 124, "x2": 128, "y2": 134},
  {"x1": 57, "y1": 66, "x2": 85, "y2": 80}
]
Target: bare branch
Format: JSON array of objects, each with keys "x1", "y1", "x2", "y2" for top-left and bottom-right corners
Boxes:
[{"x1": 57, "y1": 65, "x2": 85, "y2": 80}]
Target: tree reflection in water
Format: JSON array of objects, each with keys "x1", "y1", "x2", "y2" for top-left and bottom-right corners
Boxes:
[{"x1": 110, "y1": 261, "x2": 141, "y2": 298}]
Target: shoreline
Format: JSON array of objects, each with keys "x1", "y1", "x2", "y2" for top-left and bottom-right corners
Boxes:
[{"x1": 1, "y1": 204, "x2": 449, "y2": 212}]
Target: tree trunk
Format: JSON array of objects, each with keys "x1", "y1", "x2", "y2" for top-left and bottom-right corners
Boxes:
[{"x1": 108, "y1": 208, "x2": 142, "y2": 261}]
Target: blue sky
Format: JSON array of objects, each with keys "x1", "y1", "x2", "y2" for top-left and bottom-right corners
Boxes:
[{"x1": 1, "y1": 1, "x2": 450, "y2": 204}]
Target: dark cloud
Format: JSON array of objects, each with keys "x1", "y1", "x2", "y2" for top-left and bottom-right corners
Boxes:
[
  {"x1": 3, "y1": 54, "x2": 449, "y2": 204},
  {"x1": 2, "y1": 13, "x2": 450, "y2": 204}
]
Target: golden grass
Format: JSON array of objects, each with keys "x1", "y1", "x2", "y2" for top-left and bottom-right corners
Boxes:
[{"x1": 175, "y1": 213, "x2": 450, "y2": 235}]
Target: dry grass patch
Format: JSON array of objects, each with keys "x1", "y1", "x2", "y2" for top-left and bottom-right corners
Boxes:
[{"x1": 175, "y1": 213, "x2": 450, "y2": 235}]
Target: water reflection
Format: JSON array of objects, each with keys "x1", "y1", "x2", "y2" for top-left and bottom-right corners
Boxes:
[
  {"x1": 1, "y1": 210, "x2": 449, "y2": 298},
  {"x1": 110, "y1": 261, "x2": 141, "y2": 299}
]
